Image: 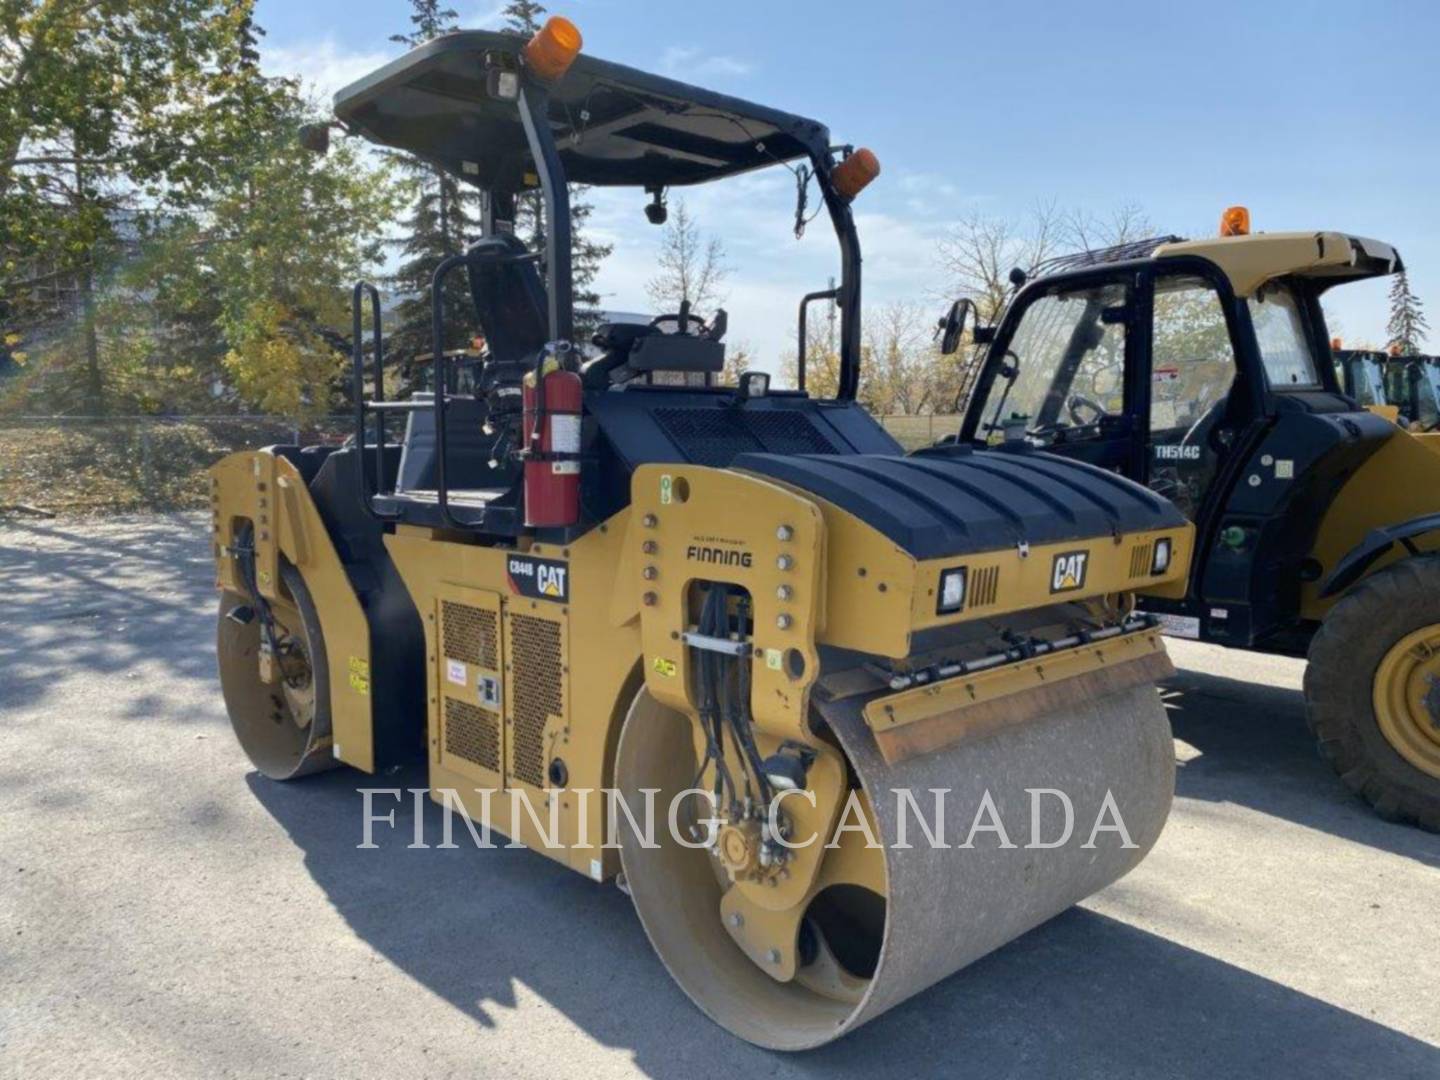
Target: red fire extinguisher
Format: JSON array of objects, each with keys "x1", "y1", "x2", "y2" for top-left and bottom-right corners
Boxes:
[{"x1": 522, "y1": 358, "x2": 582, "y2": 527}]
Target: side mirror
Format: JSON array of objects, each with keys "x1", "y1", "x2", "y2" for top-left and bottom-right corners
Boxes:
[
  {"x1": 708, "y1": 308, "x2": 728, "y2": 342},
  {"x1": 937, "y1": 298, "x2": 975, "y2": 356},
  {"x1": 298, "y1": 122, "x2": 331, "y2": 155}
]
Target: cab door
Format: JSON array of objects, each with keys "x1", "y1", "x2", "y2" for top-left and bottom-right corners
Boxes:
[{"x1": 1140, "y1": 270, "x2": 1246, "y2": 522}]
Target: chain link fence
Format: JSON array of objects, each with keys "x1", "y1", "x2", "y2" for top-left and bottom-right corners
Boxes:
[{"x1": 0, "y1": 412, "x2": 964, "y2": 516}]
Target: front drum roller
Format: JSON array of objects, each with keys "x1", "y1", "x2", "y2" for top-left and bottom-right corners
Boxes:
[
  {"x1": 216, "y1": 560, "x2": 337, "y2": 781},
  {"x1": 615, "y1": 683, "x2": 1174, "y2": 1050}
]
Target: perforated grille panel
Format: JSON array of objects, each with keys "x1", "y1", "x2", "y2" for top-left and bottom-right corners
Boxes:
[
  {"x1": 969, "y1": 565, "x2": 1000, "y2": 608},
  {"x1": 1129, "y1": 542, "x2": 1153, "y2": 579},
  {"x1": 653, "y1": 407, "x2": 840, "y2": 468},
  {"x1": 507, "y1": 613, "x2": 563, "y2": 788},
  {"x1": 444, "y1": 697, "x2": 501, "y2": 772},
  {"x1": 442, "y1": 600, "x2": 498, "y2": 668}
]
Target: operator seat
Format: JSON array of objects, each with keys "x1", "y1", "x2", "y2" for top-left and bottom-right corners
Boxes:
[
  {"x1": 466, "y1": 233, "x2": 548, "y2": 365},
  {"x1": 395, "y1": 234, "x2": 549, "y2": 498}
]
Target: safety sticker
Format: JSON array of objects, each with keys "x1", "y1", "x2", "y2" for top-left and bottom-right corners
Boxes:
[
  {"x1": 652, "y1": 657, "x2": 677, "y2": 678},
  {"x1": 765, "y1": 649, "x2": 783, "y2": 671},
  {"x1": 1274, "y1": 459, "x2": 1294, "y2": 479},
  {"x1": 551, "y1": 414, "x2": 581, "y2": 476},
  {"x1": 659, "y1": 473, "x2": 674, "y2": 505},
  {"x1": 348, "y1": 656, "x2": 371, "y2": 695},
  {"x1": 446, "y1": 659, "x2": 466, "y2": 686}
]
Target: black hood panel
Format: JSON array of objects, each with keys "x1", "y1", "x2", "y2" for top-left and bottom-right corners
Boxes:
[{"x1": 735, "y1": 445, "x2": 1186, "y2": 560}]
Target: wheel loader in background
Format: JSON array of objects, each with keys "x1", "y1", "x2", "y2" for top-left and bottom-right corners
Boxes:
[
  {"x1": 945, "y1": 210, "x2": 1440, "y2": 830},
  {"x1": 209, "y1": 20, "x2": 1199, "y2": 1048}
]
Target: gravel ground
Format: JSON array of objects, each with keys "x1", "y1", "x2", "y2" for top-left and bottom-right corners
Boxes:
[{"x1": 1, "y1": 513, "x2": 1437, "y2": 1079}]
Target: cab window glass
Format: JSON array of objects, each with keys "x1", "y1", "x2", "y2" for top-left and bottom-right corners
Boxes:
[
  {"x1": 980, "y1": 282, "x2": 1127, "y2": 440},
  {"x1": 1150, "y1": 276, "x2": 1236, "y2": 435},
  {"x1": 1249, "y1": 284, "x2": 1320, "y2": 388},
  {"x1": 1149, "y1": 275, "x2": 1236, "y2": 520}
]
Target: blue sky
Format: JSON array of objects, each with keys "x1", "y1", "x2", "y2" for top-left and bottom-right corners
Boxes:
[{"x1": 257, "y1": 0, "x2": 1440, "y2": 371}]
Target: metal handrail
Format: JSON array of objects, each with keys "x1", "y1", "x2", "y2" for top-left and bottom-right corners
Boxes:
[
  {"x1": 796, "y1": 288, "x2": 838, "y2": 394},
  {"x1": 350, "y1": 281, "x2": 401, "y2": 522},
  {"x1": 429, "y1": 253, "x2": 483, "y2": 530}
]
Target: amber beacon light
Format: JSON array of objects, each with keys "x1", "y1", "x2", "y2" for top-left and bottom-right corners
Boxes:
[
  {"x1": 832, "y1": 148, "x2": 880, "y2": 199},
  {"x1": 524, "y1": 16, "x2": 582, "y2": 81},
  {"x1": 1219, "y1": 205, "x2": 1251, "y2": 237}
]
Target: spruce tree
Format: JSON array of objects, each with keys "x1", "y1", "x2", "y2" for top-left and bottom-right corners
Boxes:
[
  {"x1": 1387, "y1": 270, "x2": 1430, "y2": 355},
  {"x1": 386, "y1": 1, "x2": 480, "y2": 373},
  {"x1": 500, "y1": 0, "x2": 612, "y2": 329}
]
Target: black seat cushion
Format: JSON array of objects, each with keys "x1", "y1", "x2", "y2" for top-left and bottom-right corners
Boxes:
[{"x1": 466, "y1": 235, "x2": 548, "y2": 367}]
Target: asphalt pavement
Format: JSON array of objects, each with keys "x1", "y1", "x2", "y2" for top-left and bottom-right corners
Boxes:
[{"x1": 1, "y1": 513, "x2": 1436, "y2": 1078}]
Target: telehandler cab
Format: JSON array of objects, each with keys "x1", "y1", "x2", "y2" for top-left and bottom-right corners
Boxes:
[
  {"x1": 209, "y1": 19, "x2": 1197, "y2": 1047},
  {"x1": 1332, "y1": 345, "x2": 1394, "y2": 416},
  {"x1": 1381, "y1": 351, "x2": 1440, "y2": 432},
  {"x1": 950, "y1": 213, "x2": 1440, "y2": 830}
]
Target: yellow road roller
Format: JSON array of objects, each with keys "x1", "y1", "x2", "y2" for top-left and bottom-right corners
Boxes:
[{"x1": 209, "y1": 19, "x2": 1194, "y2": 1049}]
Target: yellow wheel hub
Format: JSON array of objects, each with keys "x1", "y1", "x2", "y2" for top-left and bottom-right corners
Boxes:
[{"x1": 1372, "y1": 625, "x2": 1440, "y2": 779}]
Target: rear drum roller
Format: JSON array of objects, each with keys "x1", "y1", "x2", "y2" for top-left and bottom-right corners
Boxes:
[
  {"x1": 1306, "y1": 555, "x2": 1440, "y2": 831},
  {"x1": 614, "y1": 681, "x2": 1174, "y2": 1050},
  {"x1": 216, "y1": 559, "x2": 336, "y2": 780}
]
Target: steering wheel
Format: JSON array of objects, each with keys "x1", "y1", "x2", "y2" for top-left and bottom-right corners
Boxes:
[
  {"x1": 1066, "y1": 393, "x2": 1107, "y2": 426},
  {"x1": 649, "y1": 312, "x2": 709, "y2": 336}
]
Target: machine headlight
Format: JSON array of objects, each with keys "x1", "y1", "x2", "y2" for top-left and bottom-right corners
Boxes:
[
  {"x1": 937, "y1": 566, "x2": 967, "y2": 614},
  {"x1": 1151, "y1": 537, "x2": 1173, "y2": 575}
]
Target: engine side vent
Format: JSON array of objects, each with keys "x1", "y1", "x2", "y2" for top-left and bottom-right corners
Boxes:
[
  {"x1": 507, "y1": 612, "x2": 564, "y2": 789},
  {"x1": 969, "y1": 565, "x2": 1000, "y2": 608},
  {"x1": 444, "y1": 697, "x2": 500, "y2": 772},
  {"x1": 1129, "y1": 542, "x2": 1153, "y2": 579},
  {"x1": 442, "y1": 600, "x2": 498, "y2": 669}
]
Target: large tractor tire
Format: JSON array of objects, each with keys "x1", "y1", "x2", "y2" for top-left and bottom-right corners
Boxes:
[
  {"x1": 216, "y1": 558, "x2": 338, "y2": 781},
  {"x1": 1305, "y1": 555, "x2": 1440, "y2": 831}
]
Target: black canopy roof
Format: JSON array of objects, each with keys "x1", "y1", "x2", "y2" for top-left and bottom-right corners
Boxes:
[{"x1": 333, "y1": 30, "x2": 831, "y2": 190}]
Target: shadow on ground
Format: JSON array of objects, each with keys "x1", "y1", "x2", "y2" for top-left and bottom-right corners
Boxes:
[
  {"x1": 249, "y1": 766, "x2": 1440, "y2": 1079},
  {"x1": 0, "y1": 514, "x2": 216, "y2": 716},
  {"x1": 1161, "y1": 668, "x2": 1440, "y2": 868}
]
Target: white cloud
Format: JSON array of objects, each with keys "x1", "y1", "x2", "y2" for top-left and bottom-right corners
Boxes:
[
  {"x1": 263, "y1": 38, "x2": 396, "y2": 103},
  {"x1": 659, "y1": 46, "x2": 753, "y2": 80}
]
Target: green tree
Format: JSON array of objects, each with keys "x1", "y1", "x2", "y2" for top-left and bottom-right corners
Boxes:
[
  {"x1": 500, "y1": 0, "x2": 611, "y2": 324},
  {"x1": 1387, "y1": 270, "x2": 1429, "y2": 355},
  {"x1": 0, "y1": 1, "x2": 251, "y2": 411},
  {"x1": 385, "y1": 0, "x2": 480, "y2": 367},
  {"x1": 3, "y1": 4, "x2": 402, "y2": 419},
  {"x1": 205, "y1": 92, "x2": 401, "y2": 419}
]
